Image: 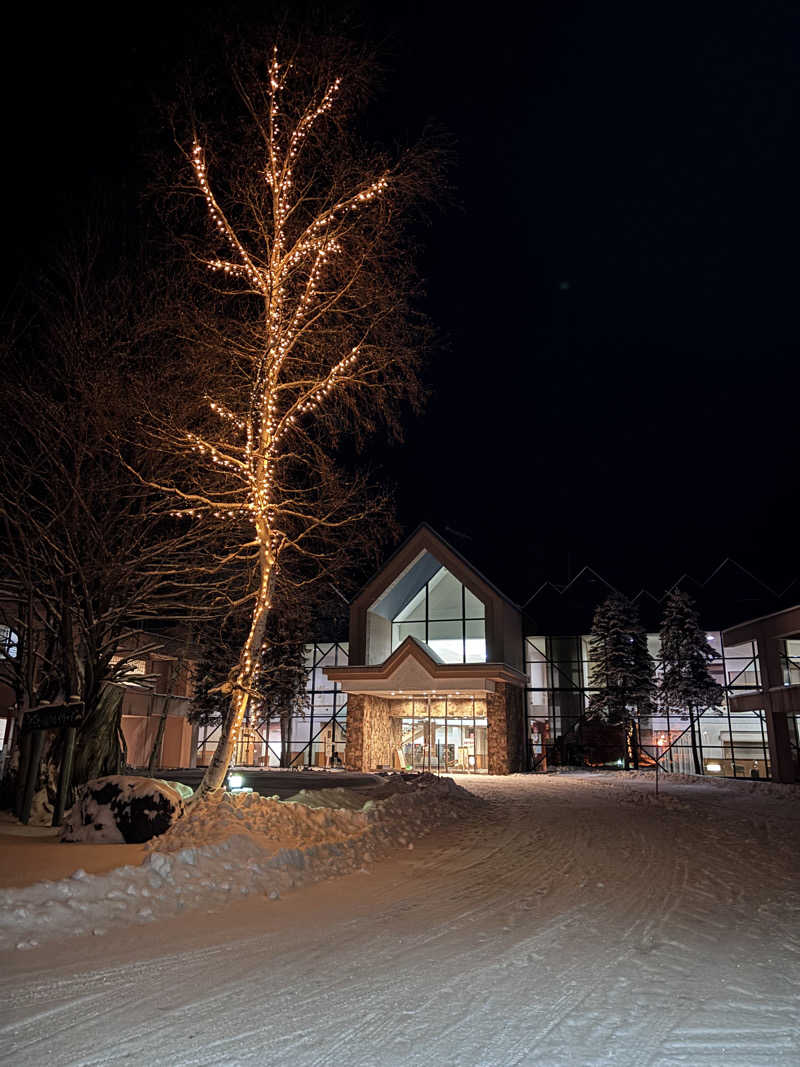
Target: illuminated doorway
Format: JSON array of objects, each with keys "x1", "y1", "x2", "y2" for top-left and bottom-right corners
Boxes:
[{"x1": 398, "y1": 695, "x2": 487, "y2": 773}]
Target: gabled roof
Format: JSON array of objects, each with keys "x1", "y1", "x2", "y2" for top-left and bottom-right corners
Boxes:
[{"x1": 352, "y1": 522, "x2": 520, "y2": 615}]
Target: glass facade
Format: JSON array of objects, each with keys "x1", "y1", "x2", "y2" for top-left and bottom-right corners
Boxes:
[
  {"x1": 395, "y1": 695, "x2": 488, "y2": 773},
  {"x1": 783, "y1": 638, "x2": 800, "y2": 686},
  {"x1": 196, "y1": 641, "x2": 349, "y2": 768},
  {"x1": 524, "y1": 633, "x2": 773, "y2": 779},
  {"x1": 392, "y1": 566, "x2": 486, "y2": 663}
]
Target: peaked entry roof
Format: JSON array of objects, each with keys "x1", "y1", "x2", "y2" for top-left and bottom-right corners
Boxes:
[{"x1": 325, "y1": 635, "x2": 525, "y2": 695}]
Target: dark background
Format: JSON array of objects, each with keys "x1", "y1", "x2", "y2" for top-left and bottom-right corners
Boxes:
[{"x1": 3, "y1": 0, "x2": 798, "y2": 602}]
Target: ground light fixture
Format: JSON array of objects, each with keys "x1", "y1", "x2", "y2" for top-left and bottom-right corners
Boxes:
[{"x1": 227, "y1": 773, "x2": 252, "y2": 793}]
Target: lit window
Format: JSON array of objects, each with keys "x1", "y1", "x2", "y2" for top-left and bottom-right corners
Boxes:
[
  {"x1": 0, "y1": 625, "x2": 19, "y2": 659},
  {"x1": 391, "y1": 566, "x2": 486, "y2": 664}
]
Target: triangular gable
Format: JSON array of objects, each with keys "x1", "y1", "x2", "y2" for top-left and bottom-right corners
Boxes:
[{"x1": 353, "y1": 522, "x2": 518, "y2": 619}]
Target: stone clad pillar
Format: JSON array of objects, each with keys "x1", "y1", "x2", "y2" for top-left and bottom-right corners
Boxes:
[
  {"x1": 344, "y1": 694, "x2": 366, "y2": 770},
  {"x1": 344, "y1": 693, "x2": 395, "y2": 770},
  {"x1": 486, "y1": 682, "x2": 525, "y2": 774}
]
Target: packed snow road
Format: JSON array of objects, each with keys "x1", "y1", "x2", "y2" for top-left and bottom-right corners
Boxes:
[{"x1": 1, "y1": 773, "x2": 799, "y2": 1066}]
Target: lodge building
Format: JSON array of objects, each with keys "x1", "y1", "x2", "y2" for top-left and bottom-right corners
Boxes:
[
  {"x1": 3, "y1": 524, "x2": 799, "y2": 784},
  {"x1": 309, "y1": 525, "x2": 799, "y2": 783}
]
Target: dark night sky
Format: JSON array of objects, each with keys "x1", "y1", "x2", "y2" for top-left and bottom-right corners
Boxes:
[{"x1": 4, "y1": 0, "x2": 799, "y2": 602}]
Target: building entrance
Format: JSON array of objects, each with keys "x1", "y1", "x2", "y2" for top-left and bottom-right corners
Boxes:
[{"x1": 397, "y1": 696, "x2": 488, "y2": 773}]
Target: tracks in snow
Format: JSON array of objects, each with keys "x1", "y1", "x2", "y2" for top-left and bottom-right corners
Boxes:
[{"x1": 1, "y1": 774, "x2": 799, "y2": 1066}]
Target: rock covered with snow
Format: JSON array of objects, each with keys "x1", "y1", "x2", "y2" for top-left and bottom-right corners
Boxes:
[{"x1": 61, "y1": 776, "x2": 189, "y2": 844}]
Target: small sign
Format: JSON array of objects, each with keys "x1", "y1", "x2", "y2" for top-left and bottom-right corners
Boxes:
[{"x1": 22, "y1": 703, "x2": 84, "y2": 732}]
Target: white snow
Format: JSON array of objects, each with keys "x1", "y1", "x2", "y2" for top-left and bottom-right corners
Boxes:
[
  {"x1": 0, "y1": 773, "x2": 479, "y2": 952},
  {"x1": 1, "y1": 771, "x2": 799, "y2": 1066}
]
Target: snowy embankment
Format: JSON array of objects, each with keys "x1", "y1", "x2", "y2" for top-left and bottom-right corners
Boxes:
[
  {"x1": 623, "y1": 767, "x2": 800, "y2": 799},
  {"x1": 582, "y1": 768, "x2": 800, "y2": 811},
  {"x1": 0, "y1": 774, "x2": 480, "y2": 952}
]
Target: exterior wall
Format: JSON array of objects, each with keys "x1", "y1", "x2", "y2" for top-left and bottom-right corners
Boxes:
[
  {"x1": 366, "y1": 612, "x2": 392, "y2": 665},
  {"x1": 724, "y1": 606, "x2": 800, "y2": 783},
  {"x1": 486, "y1": 682, "x2": 525, "y2": 774},
  {"x1": 121, "y1": 691, "x2": 194, "y2": 770}
]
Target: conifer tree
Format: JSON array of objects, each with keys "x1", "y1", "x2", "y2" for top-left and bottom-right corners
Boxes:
[
  {"x1": 587, "y1": 593, "x2": 655, "y2": 769},
  {"x1": 659, "y1": 590, "x2": 724, "y2": 775}
]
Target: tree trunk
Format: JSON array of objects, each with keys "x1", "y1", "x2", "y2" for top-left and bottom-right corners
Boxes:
[
  {"x1": 280, "y1": 714, "x2": 293, "y2": 768},
  {"x1": 147, "y1": 697, "x2": 170, "y2": 775},
  {"x1": 631, "y1": 717, "x2": 640, "y2": 770},
  {"x1": 623, "y1": 720, "x2": 632, "y2": 770},
  {"x1": 71, "y1": 683, "x2": 125, "y2": 786},
  {"x1": 193, "y1": 556, "x2": 274, "y2": 800}
]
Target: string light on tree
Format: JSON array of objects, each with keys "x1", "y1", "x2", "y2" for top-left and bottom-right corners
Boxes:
[{"x1": 158, "y1": 40, "x2": 432, "y2": 798}]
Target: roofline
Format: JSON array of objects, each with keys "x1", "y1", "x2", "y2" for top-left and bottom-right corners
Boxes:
[
  {"x1": 351, "y1": 522, "x2": 521, "y2": 611},
  {"x1": 721, "y1": 603, "x2": 800, "y2": 634},
  {"x1": 524, "y1": 556, "x2": 789, "y2": 613},
  {"x1": 521, "y1": 567, "x2": 621, "y2": 610}
]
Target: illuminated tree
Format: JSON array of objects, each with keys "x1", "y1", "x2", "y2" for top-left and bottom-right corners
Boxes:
[
  {"x1": 160, "y1": 39, "x2": 437, "y2": 796},
  {"x1": 587, "y1": 593, "x2": 655, "y2": 769}
]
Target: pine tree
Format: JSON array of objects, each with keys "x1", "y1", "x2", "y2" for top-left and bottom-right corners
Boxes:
[
  {"x1": 659, "y1": 590, "x2": 724, "y2": 775},
  {"x1": 587, "y1": 593, "x2": 655, "y2": 769}
]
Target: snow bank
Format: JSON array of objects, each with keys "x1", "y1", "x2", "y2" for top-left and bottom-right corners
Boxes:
[
  {"x1": 621, "y1": 769, "x2": 800, "y2": 800},
  {"x1": 61, "y1": 776, "x2": 189, "y2": 844},
  {"x1": 0, "y1": 773, "x2": 480, "y2": 951}
]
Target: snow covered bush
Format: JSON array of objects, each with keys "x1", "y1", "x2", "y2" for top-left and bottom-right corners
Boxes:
[{"x1": 62, "y1": 776, "x2": 190, "y2": 844}]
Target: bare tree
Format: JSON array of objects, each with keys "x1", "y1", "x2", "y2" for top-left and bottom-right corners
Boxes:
[
  {"x1": 155, "y1": 38, "x2": 439, "y2": 797},
  {"x1": 0, "y1": 245, "x2": 238, "y2": 797}
]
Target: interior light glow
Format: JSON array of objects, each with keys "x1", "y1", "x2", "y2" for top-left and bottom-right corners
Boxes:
[
  {"x1": 706, "y1": 763, "x2": 722, "y2": 773},
  {"x1": 228, "y1": 773, "x2": 245, "y2": 789}
]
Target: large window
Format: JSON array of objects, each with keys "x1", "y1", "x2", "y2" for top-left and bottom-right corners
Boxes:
[
  {"x1": 195, "y1": 641, "x2": 349, "y2": 769},
  {"x1": 523, "y1": 631, "x2": 775, "y2": 779},
  {"x1": 0, "y1": 624, "x2": 19, "y2": 659},
  {"x1": 397, "y1": 696, "x2": 488, "y2": 773},
  {"x1": 782, "y1": 639, "x2": 800, "y2": 686},
  {"x1": 391, "y1": 566, "x2": 486, "y2": 663}
]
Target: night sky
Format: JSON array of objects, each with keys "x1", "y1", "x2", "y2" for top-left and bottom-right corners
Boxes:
[{"x1": 4, "y1": 0, "x2": 799, "y2": 602}]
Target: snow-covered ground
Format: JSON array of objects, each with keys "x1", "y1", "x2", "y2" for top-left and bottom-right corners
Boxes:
[
  {"x1": 0, "y1": 774, "x2": 477, "y2": 951},
  {"x1": 1, "y1": 772, "x2": 799, "y2": 1066}
]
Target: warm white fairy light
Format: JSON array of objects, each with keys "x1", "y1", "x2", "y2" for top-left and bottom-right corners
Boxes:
[{"x1": 184, "y1": 48, "x2": 392, "y2": 795}]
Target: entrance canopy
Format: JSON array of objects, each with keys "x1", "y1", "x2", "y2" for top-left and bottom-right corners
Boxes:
[{"x1": 325, "y1": 634, "x2": 525, "y2": 696}]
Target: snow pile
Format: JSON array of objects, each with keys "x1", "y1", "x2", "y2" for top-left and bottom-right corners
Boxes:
[
  {"x1": 622, "y1": 769, "x2": 800, "y2": 800},
  {"x1": 0, "y1": 773, "x2": 481, "y2": 951},
  {"x1": 284, "y1": 787, "x2": 368, "y2": 810},
  {"x1": 61, "y1": 776, "x2": 190, "y2": 844}
]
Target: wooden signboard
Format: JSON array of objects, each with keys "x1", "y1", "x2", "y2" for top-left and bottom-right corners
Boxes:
[
  {"x1": 22, "y1": 703, "x2": 84, "y2": 732},
  {"x1": 17, "y1": 703, "x2": 84, "y2": 826}
]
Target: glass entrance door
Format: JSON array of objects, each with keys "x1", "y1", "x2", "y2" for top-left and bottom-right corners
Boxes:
[{"x1": 399, "y1": 697, "x2": 487, "y2": 773}]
